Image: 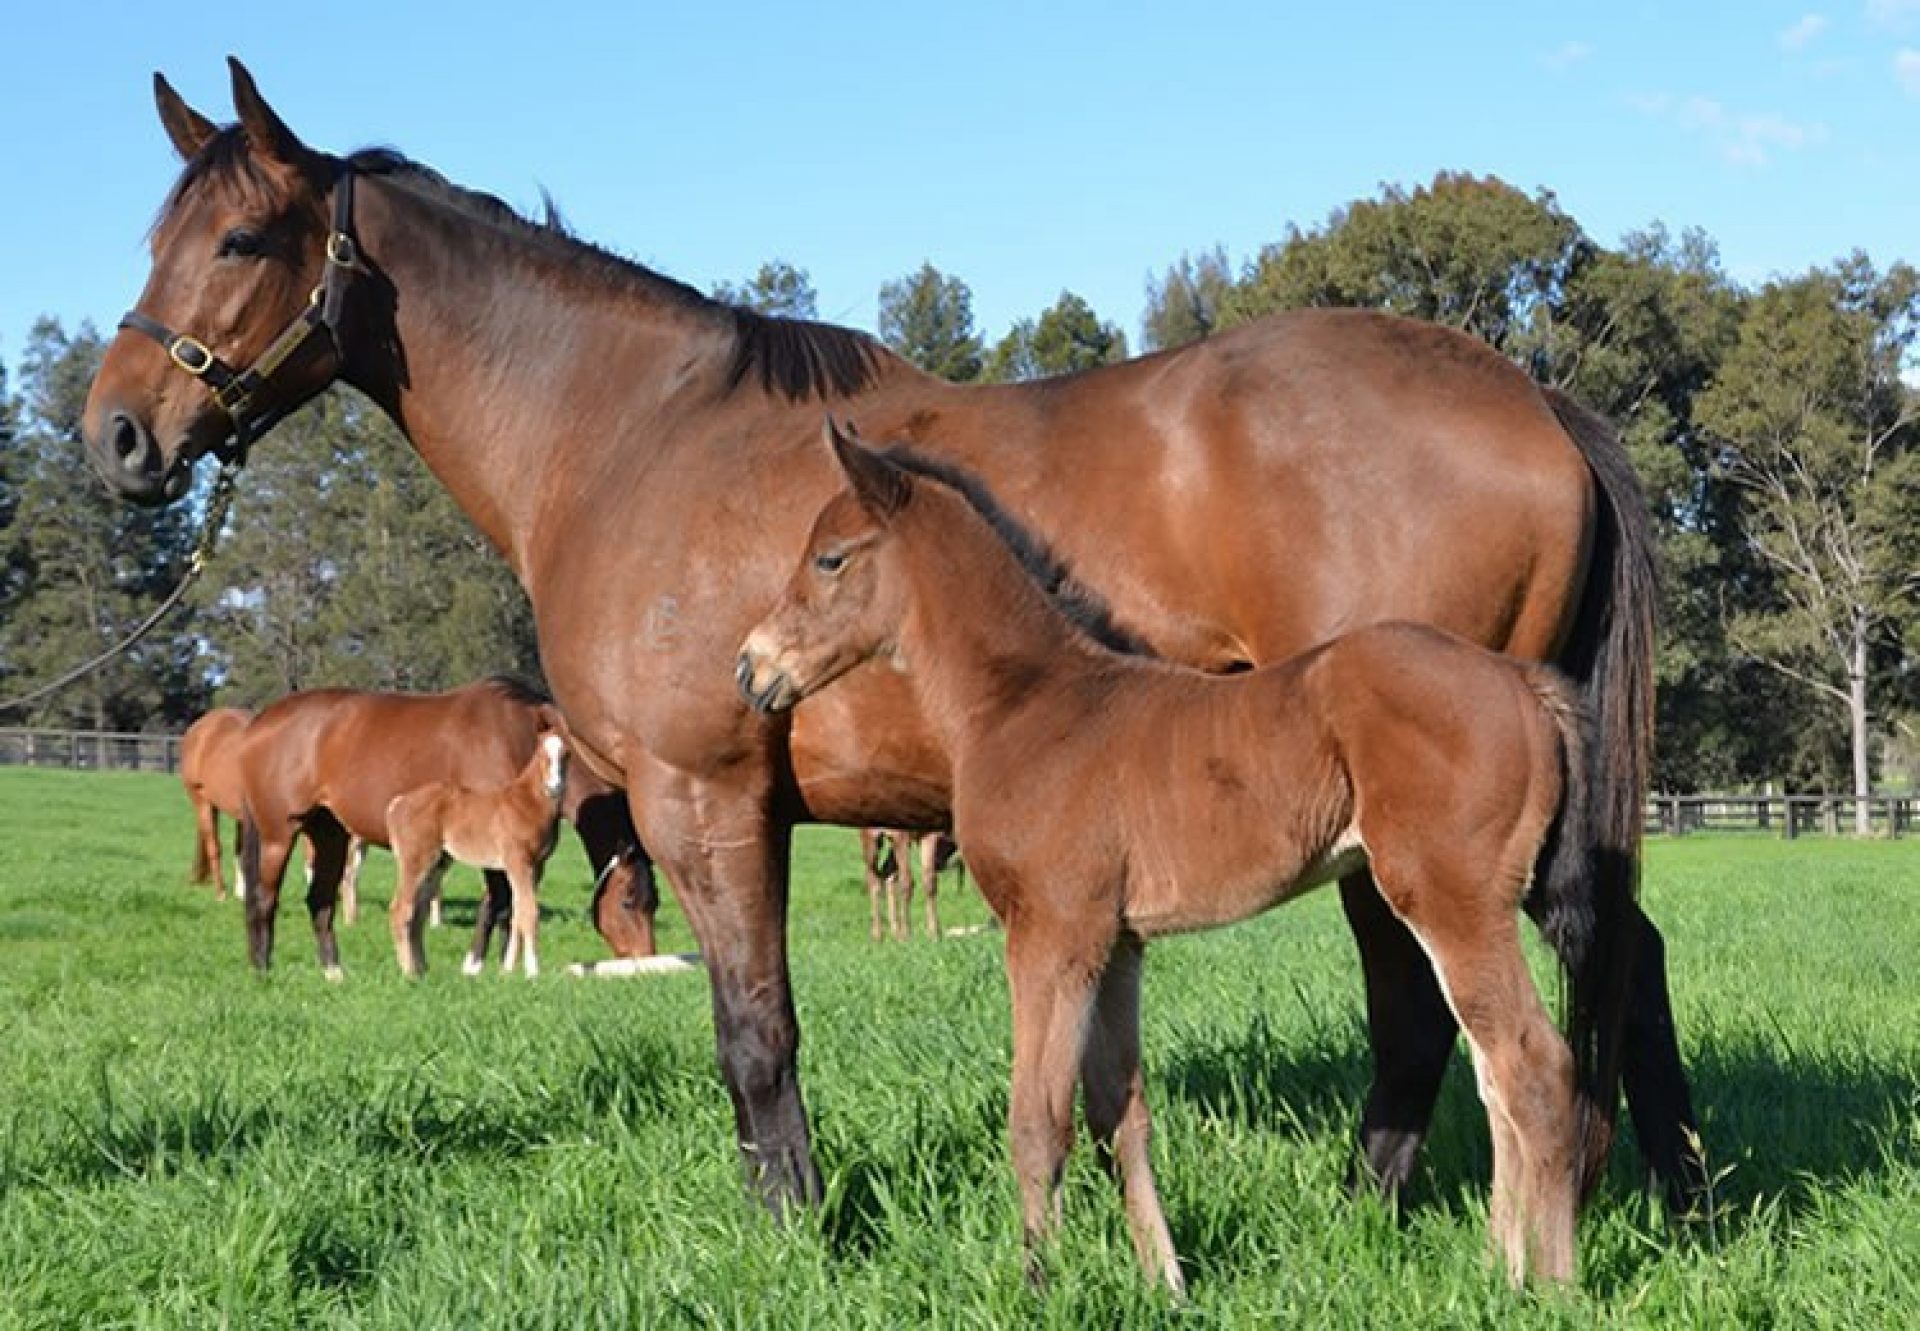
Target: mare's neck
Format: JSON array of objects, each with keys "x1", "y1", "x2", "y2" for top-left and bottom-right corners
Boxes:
[
  {"x1": 894, "y1": 498, "x2": 1101, "y2": 760},
  {"x1": 340, "y1": 171, "x2": 733, "y2": 579}
]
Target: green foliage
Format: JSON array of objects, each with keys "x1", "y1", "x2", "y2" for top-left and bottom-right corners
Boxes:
[
  {"x1": 1225, "y1": 174, "x2": 1588, "y2": 357},
  {"x1": 1694, "y1": 257, "x2": 1919, "y2": 799},
  {"x1": 3, "y1": 769, "x2": 1919, "y2": 1325},
  {"x1": 983, "y1": 291, "x2": 1129, "y2": 383},
  {"x1": 878, "y1": 262, "x2": 984, "y2": 382},
  {"x1": 713, "y1": 260, "x2": 819, "y2": 318},
  {"x1": 1140, "y1": 247, "x2": 1235, "y2": 350},
  {"x1": 0, "y1": 319, "x2": 205, "y2": 729}
]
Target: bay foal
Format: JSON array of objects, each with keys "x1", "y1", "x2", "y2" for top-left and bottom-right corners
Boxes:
[
  {"x1": 741, "y1": 426, "x2": 1615, "y2": 1289},
  {"x1": 386, "y1": 733, "x2": 568, "y2": 978}
]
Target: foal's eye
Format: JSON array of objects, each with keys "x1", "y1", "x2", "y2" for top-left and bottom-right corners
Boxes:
[
  {"x1": 812, "y1": 551, "x2": 849, "y2": 576},
  {"x1": 217, "y1": 228, "x2": 266, "y2": 259}
]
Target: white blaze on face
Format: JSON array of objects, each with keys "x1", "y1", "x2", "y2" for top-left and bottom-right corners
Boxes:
[{"x1": 542, "y1": 734, "x2": 566, "y2": 797}]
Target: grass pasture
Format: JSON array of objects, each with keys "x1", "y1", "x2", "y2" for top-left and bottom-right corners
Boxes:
[{"x1": 1, "y1": 766, "x2": 1917, "y2": 1327}]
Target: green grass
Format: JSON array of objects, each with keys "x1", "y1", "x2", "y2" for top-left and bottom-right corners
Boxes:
[{"x1": 1, "y1": 768, "x2": 1917, "y2": 1327}]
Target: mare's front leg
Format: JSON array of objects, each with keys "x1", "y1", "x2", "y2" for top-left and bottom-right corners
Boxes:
[
  {"x1": 1339, "y1": 870, "x2": 1459, "y2": 1197},
  {"x1": 1080, "y1": 934, "x2": 1183, "y2": 1294},
  {"x1": 242, "y1": 815, "x2": 293, "y2": 971},
  {"x1": 1005, "y1": 914, "x2": 1111, "y2": 1283},
  {"x1": 465, "y1": 869, "x2": 512, "y2": 976},
  {"x1": 626, "y1": 762, "x2": 820, "y2": 1214},
  {"x1": 302, "y1": 820, "x2": 350, "y2": 981}
]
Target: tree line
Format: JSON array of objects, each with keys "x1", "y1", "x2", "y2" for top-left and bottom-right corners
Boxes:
[{"x1": 2, "y1": 171, "x2": 1914, "y2": 802}]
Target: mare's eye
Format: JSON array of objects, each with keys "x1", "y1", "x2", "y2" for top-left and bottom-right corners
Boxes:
[
  {"x1": 218, "y1": 228, "x2": 266, "y2": 259},
  {"x1": 813, "y1": 551, "x2": 849, "y2": 576}
]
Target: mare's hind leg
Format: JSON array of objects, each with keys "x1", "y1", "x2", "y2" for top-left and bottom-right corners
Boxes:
[
  {"x1": 1080, "y1": 934, "x2": 1183, "y2": 1294},
  {"x1": 465, "y1": 870, "x2": 512, "y2": 976},
  {"x1": 1384, "y1": 877, "x2": 1578, "y2": 1284},
  {"x1": 1340, "y1": 870, "x2": 1460, "y2": 1197},
  {"x1": 1005, "y1": 914, "x2": 1113, "y2": 1281},
  {"x1": 888, "y1": 831, "x2": 914, "y2": 942},
  {"x1": 302, "y1": 818, "x2": 350, "y2": 982}
]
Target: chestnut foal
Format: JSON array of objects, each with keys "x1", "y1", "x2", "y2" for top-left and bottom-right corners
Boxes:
[
  {"x1": 740, "y1": 425, "x2": 1612, "y2": 1291},
  {"x1": 386, "y1": 733, "x2": 568, "y2": 978}
]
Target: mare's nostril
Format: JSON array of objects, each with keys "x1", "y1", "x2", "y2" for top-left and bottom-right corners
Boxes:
[{"x1": 110, "y1": 412, "x2": 145, "y2": 466}]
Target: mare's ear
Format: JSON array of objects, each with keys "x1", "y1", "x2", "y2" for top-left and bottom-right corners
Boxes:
[
  {"x1": 228, "y1": 56, "x2": 310, "y2": 166},
  {"x1": 824, "y1": 418, "x2": 910, "y2": 521},
  {"x1": 154, "y1": 73, "x2": 217, "y2": 161}
]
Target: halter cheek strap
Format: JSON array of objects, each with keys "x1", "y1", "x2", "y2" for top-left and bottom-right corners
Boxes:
[{"x1": 118, "y1": 166, "x2": 360, "y2": 465}]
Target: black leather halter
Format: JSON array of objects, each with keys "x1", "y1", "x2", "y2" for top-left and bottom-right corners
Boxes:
[{"x1": 118, "y1": 166, "x2": 360, "y2": 465}]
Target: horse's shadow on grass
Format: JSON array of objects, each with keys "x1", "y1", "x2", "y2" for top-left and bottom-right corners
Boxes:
[{"x1": 816, "y1": 1015, "x2": 1917, "y2": 1284}]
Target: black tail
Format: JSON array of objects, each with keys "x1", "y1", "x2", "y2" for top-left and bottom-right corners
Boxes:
[{"x1": 1534, "y1": 386, "x2": 1659, "y2": 1202}]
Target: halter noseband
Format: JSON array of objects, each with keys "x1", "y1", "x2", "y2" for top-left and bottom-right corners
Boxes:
[{"x1": 118, "y1": 166, "x2": 360, "y2": 466}]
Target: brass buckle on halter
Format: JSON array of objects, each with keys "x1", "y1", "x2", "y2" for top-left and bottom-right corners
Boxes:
[
  {"x1": 326, "y1": 231, "x2": 359, "y2": 269},
  {"x1": 168, "y1": 334, "x2": 214, "y2": 377}
]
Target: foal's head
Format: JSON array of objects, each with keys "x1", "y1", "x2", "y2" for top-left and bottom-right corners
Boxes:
[{"x1": 737, "y1": 420, "x2": 920, "y2": 714}]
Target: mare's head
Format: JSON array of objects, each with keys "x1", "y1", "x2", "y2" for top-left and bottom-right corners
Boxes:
[
  {"x1": 83, "y1": 59, "x2": 349, "y2": 505},
  {"x1": 737, "y1": 420, "x2": 921, "y2": 714}
]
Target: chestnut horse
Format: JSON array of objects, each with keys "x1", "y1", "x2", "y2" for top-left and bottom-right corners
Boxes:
[
  {"x1": 180, "y1": 706, "x2": 253, "y2": 899},
  {"x1": 741, "y1": 426, "x2": 1603, "y2": 1287},
  {"x1": 858, "y1": 828, "x2": 962, "y2": 940},
  {"x1": 388, "y1": 732, "x2": 569, "y2": 978},
  {"x1": 81, "y1": 63, "x2": 1698, "y2": 1213},
  {"x1": 233, "y1": 678, "x2": 658, "y2": 979}
]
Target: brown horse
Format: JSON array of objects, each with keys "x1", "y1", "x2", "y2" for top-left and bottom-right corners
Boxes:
[
  {"x1": 80, "y1": 63, "x2": 1699, "y2": 1213},
  {"x1": 858, "y1": 828, "x2": 962, "y2": 940},
  {"x1": 231, "y1": 678, "x2": 657, "y2": 978},
  {"x1": 387, "y1": 732, "x2": 569, "y2": 978},
  {"x1": 180, "y1": 706, "x2": 253, "y2": 899},
  {"x1": 742, "y1": 427, "x2": 1601, "y2": 1287}
]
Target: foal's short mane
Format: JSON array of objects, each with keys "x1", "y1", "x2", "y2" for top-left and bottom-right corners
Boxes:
[
  {"x1": 479, "y1": 675, "x2": 552, "y2": 708},
  {"x1": 880, "y1": 446, "x2": 1150, "y2": 656},
  {"x1": 163, "y1": 130, "x2": 887, "y2": 403}
]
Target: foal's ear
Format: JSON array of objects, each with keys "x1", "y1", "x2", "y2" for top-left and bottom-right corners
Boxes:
[
  {"x1": 825, "y1": 418, "x2": 910, "y2": 521},
  {"x1": 228, "y1": 56, "x2": 310, "y2": 166},
  {"x1": 154, "y1": 73, "x2": 217, "y2": 161}
]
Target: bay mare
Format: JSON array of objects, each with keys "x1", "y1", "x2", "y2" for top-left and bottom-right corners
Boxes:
[
  {"x1": 740, "y1": 425, "x2": 1604, "y2": 1287},
  {"x1": 81, "y1": 62, "x2": 1699, "y2": 1212},
  {"x1": 234, "y1": 679, "x2": 659, "y2": 978}
]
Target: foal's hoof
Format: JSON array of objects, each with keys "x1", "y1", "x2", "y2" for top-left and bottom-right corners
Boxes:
[
  {"x1": 322, "y1": 965, "x2": 346, "y2": 984},
  {"x1": 461, "y1": 955, "x2": 485, "y2": 978}
]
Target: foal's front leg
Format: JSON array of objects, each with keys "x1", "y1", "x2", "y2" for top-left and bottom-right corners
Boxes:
[
  {"x1": 1005, "y1": 918, "x2": 1110, "y2": 1282},
  {"x1": 1081, "y1": 935, "x2": 1183, "y2": 1295}
]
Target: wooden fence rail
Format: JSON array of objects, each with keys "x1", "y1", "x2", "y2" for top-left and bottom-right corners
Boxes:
[{"x1": 0, "y1": 728, "x2": 1913, "y2": 838}]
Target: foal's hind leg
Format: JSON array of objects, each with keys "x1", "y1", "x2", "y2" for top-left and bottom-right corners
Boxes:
[
  {"x1": 1080, "y1": 934, "x2": 1183, "y2": 1294},
  {"x1": 388, "y1": 841, "x2": 444, "y2": 978},
  {"x1": 918, "y1": 834, "x2": 942, "y2": 940},
  {"x1": 1386, "y1": 878, "x2": 1577, "y2": 1284}
]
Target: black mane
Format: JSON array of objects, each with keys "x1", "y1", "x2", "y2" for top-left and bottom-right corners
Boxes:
[
  {"x1": 879, "y1": 446, "x2": 1150, "y2": 656},
  {"x1": 166, "y1": 132, "x2": 884, "y2": 403}
]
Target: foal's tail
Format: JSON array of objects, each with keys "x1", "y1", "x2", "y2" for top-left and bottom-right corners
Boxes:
[{"x1": 1533, "y1": 386, "x2": 1660, "y2": 1202}]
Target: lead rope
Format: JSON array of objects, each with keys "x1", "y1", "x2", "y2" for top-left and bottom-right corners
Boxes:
[{"x1": 0, "y1": 463, "x2": 239, "y2": 716}]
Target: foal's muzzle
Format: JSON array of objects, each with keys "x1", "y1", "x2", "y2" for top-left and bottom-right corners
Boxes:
[{"x1": 736, "y1": 651, "x2": 797, "y2": 714}]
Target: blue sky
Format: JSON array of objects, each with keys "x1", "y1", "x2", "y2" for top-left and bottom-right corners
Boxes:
[{"x1": 3, "y1": 2, "x2": 1917, "y2": 384}]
